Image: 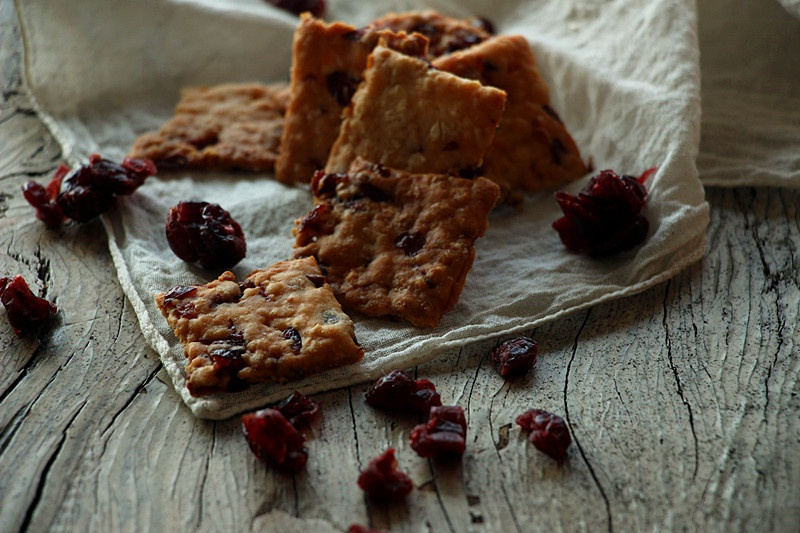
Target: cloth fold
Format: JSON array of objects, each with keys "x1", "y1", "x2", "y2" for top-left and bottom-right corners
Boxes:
[{"x1": 16, "y1": 0, "x2": 714, "y2": 419}]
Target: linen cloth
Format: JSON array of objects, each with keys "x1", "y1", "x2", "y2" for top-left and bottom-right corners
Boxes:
[
  {"x1": 15, "y1": 0, "x2": 715, "y2": 419},
  {"x1": 698, "y1": 0, "x2": 800, "y2": 186}
]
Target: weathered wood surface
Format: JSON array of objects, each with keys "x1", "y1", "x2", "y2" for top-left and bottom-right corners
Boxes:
[{"x1": 1, "y1": 2, "x2": 799, "y2": 531}]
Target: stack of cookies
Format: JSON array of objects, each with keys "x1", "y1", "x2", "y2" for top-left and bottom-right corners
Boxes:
[{"x1": 140, "y1": 10, "x2": 589, "y2": 395}]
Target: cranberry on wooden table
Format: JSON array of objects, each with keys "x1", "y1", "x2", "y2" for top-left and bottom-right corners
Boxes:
[
  {"x1": 0, "y1": 275, "x2": 57, "y2": 335},
  {"x1": 365, "y1": 369, "x2": 442, "y2": 415},
  {"x1": 357, "y1": 448, "x2": 413, "y2": 502},
  {"x1": 553, "y1": 167, "x2": 655, "y2": 257},
  {"x1": 241, "y1": 408, "x2": 308, "y2": 472},
  {"x1": 275, "y1": 391, "x2": 321, "y2": 428},
  {"x1": 348, "y1": 526, "x2": 385, "y2": 533},
  {"x1": 21, "y1": 164, "x2": 67, "y2": 228},
  {"x1": 490, "y1": 336, "x2": 538, "y2": 378},
  {"x1": 409, "y1": 405, "x2": 467, "y2": 458},
  {"x1": 165, "y1": 201, "x2": 247, "y2": 270},
  {"x1": 515, "y1": 409, "x2": 572, "y2": 464}
]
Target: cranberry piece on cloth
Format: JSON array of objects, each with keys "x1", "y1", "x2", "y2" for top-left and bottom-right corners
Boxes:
[{"x1": 553, "y1": 168, "x2": 655, "y2": 257}]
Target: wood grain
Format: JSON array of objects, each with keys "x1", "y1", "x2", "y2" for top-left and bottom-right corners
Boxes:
[{"x1": 1, "y1": 1, "x2": 798, "y2": 531}]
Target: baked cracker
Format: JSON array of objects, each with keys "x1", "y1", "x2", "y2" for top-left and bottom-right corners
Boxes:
[
  {"x1": 325, "y1": 45, "x2": 507, "y2": 177},
  {"x1": 293, "y1": 158, "x2": 500, "y2": 328},
  {"x1": 129, "y1": 82, "x2": 289, "y2": 172},
  {"x1": 275, "y1": 14, "x2": 429, "y2": 185},
  {"x1": 433, "y1": 35, "x2": 590, "y2": 205},
  {"x1": 155, "y1": 257, "x2": 364, "y2": 396}
]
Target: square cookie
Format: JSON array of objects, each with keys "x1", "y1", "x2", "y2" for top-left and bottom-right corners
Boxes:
[
  {"x1": 433, "y1": 35, "x2": 590, "y2": 205},
  {"x1": 368, "y1": 10, "x2": 492, "y2": 59},
  {"x1": 155, "y1": 257, "x2": 364, "y2": 396},
  {"x1": 293, "y1": 158, "x2": 500, "y2": 328},
  {"x1": 275, "y1": 14, "x2": 429, "y2": 185},
  {"x1": 324, "y1": 45, "x2": 507, "y2": 177},
  {"x1": 128, "y1": 82, "x2": 289, "y2": 172}
]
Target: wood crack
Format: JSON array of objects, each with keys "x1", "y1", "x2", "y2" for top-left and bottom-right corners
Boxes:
[
  {"x1": 427, "y1": 461, "x2": 457, "y2": 533},
  {"x1": 18, "y1": 400, "x2": 87, "y2": 532},
  {"x1": 564, "y1": 309, "x2": 614, "y2": 533},
  {"x1": 662, "y1": 281, "x2": 699, "y2": 481},
  {"x1": 99, "y1": 363, "x2": 163, "y2": 440}
]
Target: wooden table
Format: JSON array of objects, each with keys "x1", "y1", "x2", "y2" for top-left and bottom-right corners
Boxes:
[{"x1": 2, "y1": 2, "x2": 798, "y2": 531}]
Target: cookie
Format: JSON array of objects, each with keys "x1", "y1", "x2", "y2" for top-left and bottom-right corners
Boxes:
[
  {"x1": 128, "y1": 82, "x2": 289, "y2": 172},
  {"x1": 293, "y1": 158, "x2": 500, "y2": 328},
  {"x1": 154, "y1": 257, "x2": 364, "y2": 396},
  {"x1": 433, "y1": 35, "x2": 589, "y2": 205},
  {"x1": 324, "y1": 45, "x2": 507, "y2": 177},
  {"x1": 368, "y1": 10, "x2": 492, "y2": 59},
  {"x1": 275, "y1": 14, "x2": 429, "y2": 185}
]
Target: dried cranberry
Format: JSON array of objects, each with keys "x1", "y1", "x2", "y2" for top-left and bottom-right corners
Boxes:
[
  {"x1": 53, "y1": 154, "x2": 156, "y2": 223},
  {"x1": 275, "y1": 391, "x2": 321, "y2": 428},
  {"x1": 365, "y1": 370, "x2": 442, "y2": 415},
  {"x1": 294, "y1": 204, "x2": 336, "y2": 246},
  {"x1": 282, "y1": 327, "x2": 302, "y2": 353},
  {"x1": 470, "y1": 16, "x2": 496, "y2": 35},
  {"x1": 490, "y1": 336, "x2": 538, "y2": 378},
  {"x1": 542, "y1": 104, "x2": 563, "y2": 124},
  {"x1": 0, "y1": 275, "x2": 57, "y2": 335},
  {"x1": 348, "y1": 525, "x2": 385, "y2": 533},
  {"x1": 515, "y1": 409, "x2": 571, "y2": 464},
  {"x1": 357, "y1": 448, "x2": 413, "y2": 502},
  {"x1": 58, "y1": 183, "x2": 115, "y2": 222},
  {"x1": 265, "y1": 0, "x2": 325, "y2": 17},
  {"x1": 163, "y1": 284, "x2": 198, "y2": 303},
  {"x1": 242, "y1": 408, "x2": 308, "y2": 472},
  {"x1": 409, "y1": 405, "x2": 467, "y2": 458},
  {"x1": 395, "y1": 231, "x2": 425, "y2": 257},
  {"x1": 310, "y1": 170, "x2": 345, "y2": 198},
  {"x1": 553, "y1": 168, "x2": 655, "y2": 257},
  {"x1": 165, "y1": 201, "x2": 246, "y2": 270},
  {"x1": 327, "y1": 71, "x2": 360, "y2": 106},
  {"x1": 208, "y1": 345, "x2": 247, "y2": 376},
  {"x1": 21, "y1": 164, "x2": 67, "y2": 228}
]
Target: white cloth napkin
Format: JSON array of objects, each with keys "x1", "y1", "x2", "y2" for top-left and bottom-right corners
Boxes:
[
  {"x1": 698, "y1": 0, "x2": 800, "y2": 187},
  {"x1": 16, "y1": 0, "x2": 711, "y2": 419}
]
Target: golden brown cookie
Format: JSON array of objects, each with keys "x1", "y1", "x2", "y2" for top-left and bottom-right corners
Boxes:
[
  {"x1": 275, "y1": 14, "x2": 429, "y2": 185},
  {"x1": 368, "y1": 10, "x2": 492, "y2": 59},
  {"x1": 128, "y1": 82, "x2": 290, "y2": 172},
  {"x1": 154, "y1": 257, "x2": 364, "y2": 396},
  {"x1": 324, "y1": 45, "x2": 507, "y2": 177},
  {"x1": 433, "y1": 35, "x2": 590, "y2": 205},
  {"x1": 293, "y1": 158, "x2": 500, "y2": 328}
]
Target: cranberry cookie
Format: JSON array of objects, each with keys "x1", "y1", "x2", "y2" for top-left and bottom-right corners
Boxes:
[
  {"x1": 129, "y1": 82, "x2": 289, "y2": 172},
  {"x1": 433, "y1": 35, "x2": 589, "y2": 205},
  {"x1": 275, "y1": 14, "x2": 429, "y2": 185},
  {"x1": 293, "y1": 158, "x2": 500, "y2": 328},
  {"x1": 368, "y1": 10, "x2": 492, "y2": 59},
  {"x1": 155, "y1": 257, "x2": 363, "y2": 395},
  {"x1": 324, "y1": 45, "x2": 507, "y2": 177}
]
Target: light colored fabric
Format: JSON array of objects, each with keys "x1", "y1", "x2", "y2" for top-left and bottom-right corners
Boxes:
[
  {"x1": 698, "y1": 0, "x2": 800, "y2": 187},
  {"x1": 16, "y1": 0, "x2": 713, "y2": 419}
]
